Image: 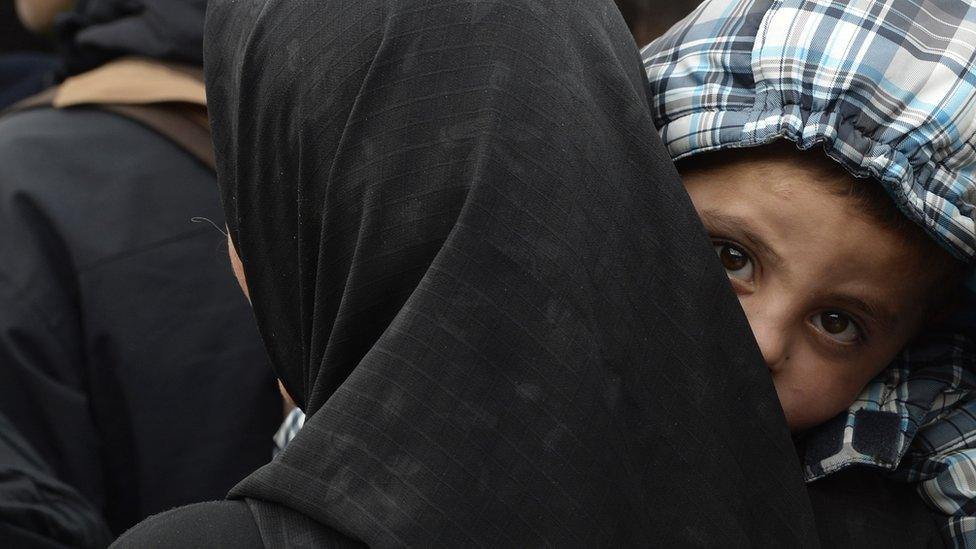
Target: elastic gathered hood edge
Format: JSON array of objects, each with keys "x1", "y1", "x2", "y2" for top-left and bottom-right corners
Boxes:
[{"x1": 642, "y1": 0, "x2": 976, "y2": 264}]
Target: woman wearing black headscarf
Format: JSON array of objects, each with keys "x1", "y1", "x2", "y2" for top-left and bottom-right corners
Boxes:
[{"x1": 115, "y1": 0, "x2": 945, "y2": 546}]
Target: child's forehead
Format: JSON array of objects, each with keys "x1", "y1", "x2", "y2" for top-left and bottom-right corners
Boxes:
[{"x1": 680, "y1": 143, "x2": 849, "y2": 184}]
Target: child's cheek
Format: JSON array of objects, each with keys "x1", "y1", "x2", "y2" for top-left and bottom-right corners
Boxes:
[{"x1": 770, "y1": 365, "x2": 853, "y2": 433}]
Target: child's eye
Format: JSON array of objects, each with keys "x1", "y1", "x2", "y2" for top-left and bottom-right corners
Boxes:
[
  {"x1": 713, "y1": 242, "x2": 754, "y2": 282},
  {"x1": 810, "y1": 311, "x2": 861, "y2": 343}
]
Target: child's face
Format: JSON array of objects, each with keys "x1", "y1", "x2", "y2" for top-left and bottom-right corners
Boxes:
[{"x1": 681, "y1": 149, "x2": 940, "y2": 432}]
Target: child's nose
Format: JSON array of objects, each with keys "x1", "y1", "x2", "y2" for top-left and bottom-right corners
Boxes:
[
  {"x1": 754, "y1": 328, "x2": 788, "y2": 372},
  {"x1": 746, "y1": 312, "x2": 791, "y2": 372}
]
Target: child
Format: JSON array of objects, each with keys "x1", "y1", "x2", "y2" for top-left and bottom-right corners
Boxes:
[{"x1": 642, "y1": 0, "x2": 976, "y2": 545}]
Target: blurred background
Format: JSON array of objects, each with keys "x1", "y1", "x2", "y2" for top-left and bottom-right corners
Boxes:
[
  {"x1": 0, "y1": 0, "x2": 697, "y2": 46},
  {"x1": 615, "y1": 0, "x2": 704, "y2": 44},
  {"x1": 1, "y1": 1, "x2": 51, "y2": 51},
  {"x1": 0, "y1": 0, "x2": 700, "y2": 108}
]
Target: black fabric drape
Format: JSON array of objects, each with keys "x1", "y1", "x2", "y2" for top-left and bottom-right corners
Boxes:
[{"x1": 204, "y1": 0, "x2": 819, "y2": 545}]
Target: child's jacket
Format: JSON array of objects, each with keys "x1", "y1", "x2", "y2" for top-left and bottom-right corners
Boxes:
[
  {"x1": 802, "y1": 332, "x2": 976, "y2": 546},
  {"x1": 642, "y1": 0, "x2": 976, "y2": 545}
]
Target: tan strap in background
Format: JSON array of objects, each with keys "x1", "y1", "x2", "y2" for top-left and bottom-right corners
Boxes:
[
  {"x1": 54, "y1": 57, "x2": 206, "y2": 108},
  {"x1": 4, "y1": 95, "x2": 214, "y2": 171},
  {"x1": 0, "y1": 58, "x2": 213, "y2": 171}
]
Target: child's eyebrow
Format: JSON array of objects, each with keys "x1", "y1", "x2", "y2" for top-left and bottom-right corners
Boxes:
[{"x1": 699, "y1": 210, "x2": 784, "y2": 267}]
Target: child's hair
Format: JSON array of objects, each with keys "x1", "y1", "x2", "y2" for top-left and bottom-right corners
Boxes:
[
  {"x1": 677, "y1": 143, "x2": 967, "y2": 322},
  {"x1": 833, "y1": 173, "x2": 965, "y2": 321}
]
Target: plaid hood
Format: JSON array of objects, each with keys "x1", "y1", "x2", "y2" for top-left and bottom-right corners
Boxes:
[{"x1": 641, "y1": 0, "x2": 976, "y2": 265}]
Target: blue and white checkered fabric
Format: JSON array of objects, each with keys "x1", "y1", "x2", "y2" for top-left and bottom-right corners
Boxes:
[
  {"x1": 641, "y1": 0, "x2": 976, "y2": 264},
  {"x1": 273, "y1": 407, "x2": 306, "y2": 457}
]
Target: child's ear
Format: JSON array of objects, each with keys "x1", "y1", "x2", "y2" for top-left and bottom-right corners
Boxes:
[
  {"x1": 925, "y1": 299, "x2": 961, "y2": 328},
  {"x1": 921, "y1": 257, "x2": 968, "y2": 329}
]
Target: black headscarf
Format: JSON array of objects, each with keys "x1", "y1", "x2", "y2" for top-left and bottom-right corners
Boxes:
[
  {"x1": 205, "y1": 0, "x2": 818, "y2": 545},
  {"x1": 55, "y1": 0, "x2": 207, "y2": 76}
]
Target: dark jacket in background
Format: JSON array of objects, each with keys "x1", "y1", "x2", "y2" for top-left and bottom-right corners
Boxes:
[
  {"x1": 0, "y1": 106, "x2": 280, "y2": 537},
  {"x1": 0, "y1": 54, "x2": 58, "y2": 110},
  {"x1": 0, "y1": 410, "x2": 112, "y2": 548},
  {"x1": 55, "y1": 0, "x2": 209, "y2": 77},
  {"x1": 0, "y1": 0, "x2": 281, "y2": 540}
]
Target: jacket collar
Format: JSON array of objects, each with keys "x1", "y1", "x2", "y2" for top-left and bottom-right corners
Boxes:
[{"x1": 799, "y1": 332, "x2": 976, "y2": 482}]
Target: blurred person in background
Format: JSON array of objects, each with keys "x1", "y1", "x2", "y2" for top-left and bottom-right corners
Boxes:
[
  {"x1": 0, "y1": 0, "x2": 282, "y2": 543},
  {"x1": 0, "y1": 0, "x2": 61, "y2": 108}
]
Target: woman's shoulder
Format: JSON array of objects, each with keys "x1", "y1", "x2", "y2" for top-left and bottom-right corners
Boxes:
[{"x1": 111, "y1": 500, "x2": 264, "y2": 549}]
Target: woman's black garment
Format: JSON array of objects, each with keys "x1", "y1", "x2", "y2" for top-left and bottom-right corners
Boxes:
[
  {"x1": 0, "y1": 107, "x2": 281, "y2": 536},
  {"x1": 113, "y1": 500, "x2": 365, "y2": 548},
  {"x1": 113, "y1": 468, "x2": 947, "y2": 548},
  {"x1": 0, "y1": 411, "x2": 112, "y2": 549},
  {"x1": 111, "y1": 501, "x2": 266, "y2": 549},
  {"x1": 203, "y1": 0, "x2": 818, "y2": 545}
]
